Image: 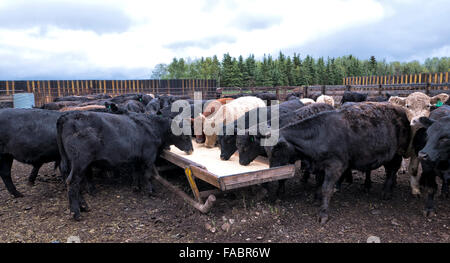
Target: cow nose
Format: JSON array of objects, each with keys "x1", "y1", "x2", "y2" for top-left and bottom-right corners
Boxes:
[{"x1": 418, "y1": 152, "x2": 429, "y2": 160}]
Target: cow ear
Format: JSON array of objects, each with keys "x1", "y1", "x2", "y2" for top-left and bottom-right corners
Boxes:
[
  {"x1": 430, "y1": 93, "x2": 449, "y2": 105},
  {"x1": 418, "y1": 117, "x2": 434, "y2": 128},
  {"x1": 388, "y1": 96, "x2": 406, "y2": 106}
]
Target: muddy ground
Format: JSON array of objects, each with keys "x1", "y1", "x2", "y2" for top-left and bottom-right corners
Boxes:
[{"x1": 0, "y1": 160, "x2": 448, "y2": 243}]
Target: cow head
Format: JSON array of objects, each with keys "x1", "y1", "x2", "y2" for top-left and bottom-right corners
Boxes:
[
  {"x1": 417, "y1": 116, "x2": 450, "y2": 169},
  {"x1": 218, "y1": 134, "x2": 237, "y2": 161},
  {"x1": 202, "y1": 114, "x2": 219, "y2": 148},
  {"x1": 389, "y1": 92, "x2": 449, "y2": 126},
  {"x1": 169, "y1": 118, "x2": 194, "y2": 155},
  {"x1": 267, "y1": 137, "x2": 295, "y2": 168},
  {"x1": 236, "y1": 131, "x2": 264, "y2": 166}
]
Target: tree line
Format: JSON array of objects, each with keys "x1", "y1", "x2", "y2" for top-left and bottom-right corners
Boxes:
[{"x1": 151, "y1": 53, "x2": 450, "y2": 87}]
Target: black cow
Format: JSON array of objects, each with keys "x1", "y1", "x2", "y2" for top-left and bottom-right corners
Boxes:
[
  {"x1": 0, "y1": 109, "x2": 62, "y2": 197},
  {"x1": 217, "y1": 99, "x2": 305, "y2": 160},
  {"x1": 236, "y1": 103, "x2": 335, "y2": 195},
  {"x1": 340, "y1": 91, "x2": 368, "y2": 105},
  {"x1": 262, "y1": 102, "x2": 411, "y2": 223},
  {"x1": 122, "y1": 100, "x2": 146, "y2": 113},
  {"x1": 367, "y1": 93, "x2": 391, "y2": 102},
  {"x1": 236, "y1": 103, "x2": 334, "y2": 165},
  {"x1": 57, "y1": 111, "x2": 193, "y2": 220},
  {"x1": 109, "y1": 93, "x2": 152, "y2": 105},
  {"x1": 415, "y1": 105, "x2": 450, "y2": 216},
  {"x1": 252, "y1": 92, "x2": 278, "y2": 106}
]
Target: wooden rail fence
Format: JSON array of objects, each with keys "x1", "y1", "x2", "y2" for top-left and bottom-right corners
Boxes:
[{"x1": 0, "y1": 79, "x2": 216, "y2": 107}]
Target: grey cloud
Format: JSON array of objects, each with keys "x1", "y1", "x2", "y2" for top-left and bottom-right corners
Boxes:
[
  {"x1": 232, "y1": 14, "x2": 282, "y2": 31},
  {"x1": 285, "y1": 1, "x2": 450, "y2": 61},
  {"x1": 164, "y1": 35, "x2": 236, "y2": 51},
  {"x1": 0, "y1": 1, "x2": 133, "y2": 34}
]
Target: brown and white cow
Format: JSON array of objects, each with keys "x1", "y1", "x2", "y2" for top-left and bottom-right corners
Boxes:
[
  {"x1": 59, "y1": 105, "x2": 106, "y2": 112},
  {"x1": 389, "y1": 92, "x2": 449, "y2": 195},
  {"x1": 192, "y1": 98, "x2": 234, "y2": 143},
  {"x1": 202, "y1": 96, "x2": 266, "y2": 148}
]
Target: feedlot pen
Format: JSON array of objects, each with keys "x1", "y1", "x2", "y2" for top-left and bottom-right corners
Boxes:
[{"x1": 156, "y1": 140, "x2": 295, "y2": 213}]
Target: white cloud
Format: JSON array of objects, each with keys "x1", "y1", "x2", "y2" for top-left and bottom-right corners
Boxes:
[{"x1": 1, "y1": 0, "x2": 446, "y2": 79}]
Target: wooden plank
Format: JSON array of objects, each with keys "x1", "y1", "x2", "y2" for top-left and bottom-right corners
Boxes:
[
  {"x1": 5, "y1": 81, "x2": 9, "y2": 95},
  {"x1": 189, "y1": 165, "x2": 221, "y2": 189},
  {"x1": 11, "y1": 81, "x2": 14, "y2": 94},
  {"x1": 160, "y1": 150, "x2": 207, "y2": 170},
  {"x1": 219, "y1": 165, "x2": 295, "y2": 191}
]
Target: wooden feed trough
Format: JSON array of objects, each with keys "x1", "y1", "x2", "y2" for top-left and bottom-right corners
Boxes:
[{"x1": 154, "y1": 140, "x2": 296, "y2": 213}]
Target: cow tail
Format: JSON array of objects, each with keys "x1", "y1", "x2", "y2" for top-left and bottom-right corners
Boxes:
[{"x1": 56, "y1": 115, "x2": 72, "y2": 184}]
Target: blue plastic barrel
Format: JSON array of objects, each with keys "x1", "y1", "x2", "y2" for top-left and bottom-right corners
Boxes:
[{"x1": 13, "y1": 93, "x2": 35, "y2": 109}]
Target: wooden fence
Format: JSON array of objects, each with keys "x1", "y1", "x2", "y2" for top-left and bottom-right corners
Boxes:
[
  {"x1": 343, "y1": 72, "x2": 449, "y2": 86},
  {"x1": 0, "y1": 79, "x2": 217, "y2": 107},
  {"x1": 218, "y1": 81, "x2": 450, "y2": 102}
]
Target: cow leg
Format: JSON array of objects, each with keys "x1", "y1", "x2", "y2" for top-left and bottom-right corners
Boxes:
[
  {"x1": 0, "y1": 155, "x2": 23, "y2": 198},
  {"x1": 300, "y1": 169, "x2": 310, "y2": 184},
  {"x1": 84, "y1": 168, "x2": 96, "y2": 196},
  {"x1": 408, "y1": 155, "x2": 421, "y2": 196},
  {"x1": 363, "y1": 171, "x2": 372, "y2": 193},
  {"x1": 382, "y1": 154, "x2": 402, "y2": 200},
  {"x1": 439, "y1": 173, "x2": 448, "y2": 198},
  {"x1": 276, "y1": 179, "x2": 286, "y2": 196},
  {"x1": 141, "y1": 166, "x2": 154, "y2": 197},
  {"x1": 28, "y1": 163, "x2": 43, "y2": 185},
  {"x1": 79, "y1": 181, "x2": 90, "y2": 213},
  {"x1": 423, "y1": 178, "x2": 437, "y2": 217},
  {"x1": 314, "y1": 172, "x2": 325, "y2": 202},
  {"x1": 335, "y1": 169, "x2": 351, "y2": 192},
  {"x1": 319, "y1": 164, "x2": 344, "y2": 224},
  {"x1": 67, "y1": 167, "x2": 85, "y2": 221}
]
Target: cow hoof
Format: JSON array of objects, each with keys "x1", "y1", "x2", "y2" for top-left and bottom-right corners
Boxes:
[
  {"x1": 381, "y1": 192, "x2": 392, "y2": 200},
  {"x1": 80, "y1": 205, "x2": 90, "y2": 212},
  {"x1": 423, "y1": 209, "x2": 436, "y2": 217},
  {"x1": 318, "y1": 215, "x2": 329, "y2": 224},
  {"x1": 73, "y1": 213, "x2": 81, "y2": 221},
  {"x1": 411, "y1": 189, "x2": 421, "y2": 198},
  {"x1": 13, "y1": 191, "x2": 24, "y2": 198},
  {"x1": 411, "y1": 193, "x2": 421, "y2": 199}
]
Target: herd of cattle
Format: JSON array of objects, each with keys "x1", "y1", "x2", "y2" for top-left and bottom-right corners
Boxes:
[{"x1": 0, "y1": 90, "x2": 449, "y2": 224}]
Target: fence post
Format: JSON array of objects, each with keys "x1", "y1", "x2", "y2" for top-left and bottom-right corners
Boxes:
[
  {"x1": 426, "y1": 81, "x2": 430, "y2": 95},
  {"x1": 321, "y1": 85, "x2": 326, "y2": 95},
  {"x1": 276, "y1": 87, "x2": 280, "y2": 100},
  {"x1": 303, "y1": 86, "x2": 308, "y2": 98},
  {"x1": 378, "y1": 84, "x2": 382, "y2": 96}
]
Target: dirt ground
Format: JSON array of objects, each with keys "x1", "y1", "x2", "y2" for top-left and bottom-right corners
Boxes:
[{"x1": 0, "y1": 160, "x2": 448, "y2": 243}]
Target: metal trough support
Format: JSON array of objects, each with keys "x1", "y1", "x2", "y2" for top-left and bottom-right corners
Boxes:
[{"x1": 152, "y1": 166, "x2": 216, "y2": 214}]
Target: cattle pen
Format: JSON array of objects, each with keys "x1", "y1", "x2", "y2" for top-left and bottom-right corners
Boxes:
[{"x1": 155, "y1": 140, "x2": 296, "y2": 213}]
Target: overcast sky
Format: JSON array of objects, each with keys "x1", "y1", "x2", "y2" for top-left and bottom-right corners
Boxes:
[{"x1": 0, "y1": 0, "x2": 448, "y2": 80}]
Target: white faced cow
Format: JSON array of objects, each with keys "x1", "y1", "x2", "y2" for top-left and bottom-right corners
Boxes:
[
  {"x1": 202, "y1": 96, "x2": 266, "y2": 148},
  {"x1": 316, "y1": 95, "x2": 335, "y2": 107},
  {"x1": 389, "y1": 92, "x2": 449, "y2": 196}
]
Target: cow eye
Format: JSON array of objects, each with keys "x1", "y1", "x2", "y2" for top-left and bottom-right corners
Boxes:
[
  {"x1": 405, "y1": 104, "x2": 410, "y2": 108},
  {"x1": 440, "y1": 137, "x2": 449, "y2": 143}
]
